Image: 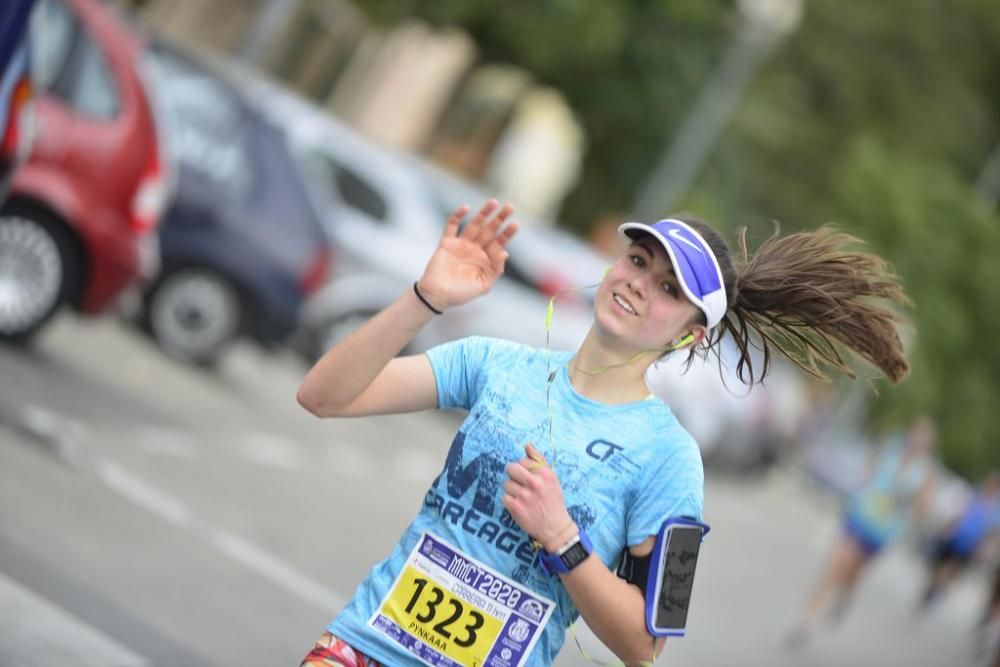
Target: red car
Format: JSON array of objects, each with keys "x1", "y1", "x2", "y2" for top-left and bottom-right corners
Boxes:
[{"x1": 0, "y1": 0, "x2": 169, "y2": 341}]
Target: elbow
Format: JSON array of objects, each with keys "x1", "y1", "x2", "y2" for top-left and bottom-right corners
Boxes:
[
  {"x1": 297, "y1": 384, "x2": 331, "y2": 418},
  {"x1": 615, "y1": 635, "x2": 664, "y2": 665},
  {"x1": 297, "y1": 381, "x2": 355, "y2": 418}
]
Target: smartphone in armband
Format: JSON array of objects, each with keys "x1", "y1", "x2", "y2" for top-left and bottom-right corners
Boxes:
[{"x1": 646, "y1": 517, "x2": 710, "y2": 637}]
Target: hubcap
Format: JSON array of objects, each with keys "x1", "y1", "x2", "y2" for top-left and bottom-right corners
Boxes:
[
  {"x1": 150, "y1": 271, "x2": 239, "y2": 359},
  {"x1": 0, "y1": 216, "x2": 62, "y2": 335}
]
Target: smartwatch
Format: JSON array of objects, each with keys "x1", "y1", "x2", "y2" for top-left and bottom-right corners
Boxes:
[{"x1": 539, "y1": 529, "x2": 593, "y2": 576}]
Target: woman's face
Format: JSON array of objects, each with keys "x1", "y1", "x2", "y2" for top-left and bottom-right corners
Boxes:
[{"x1": 594, "y1": 237, "x2": 706, "y2": 351}]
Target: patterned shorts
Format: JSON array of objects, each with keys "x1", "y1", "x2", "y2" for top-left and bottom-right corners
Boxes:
[{"x1": 299, "y1": 632, "x2": 384, "y2": 667}]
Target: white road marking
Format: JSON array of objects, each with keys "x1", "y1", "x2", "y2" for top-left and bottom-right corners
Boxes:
[
  {"x1": 239, "y1": 432, "x2": 304, "y2": 469},
  {"x1": 97, "y1": 460, "x2": 193, "y2": 527},
  {"x1": 17, "y1": 404, "x2": 90, "y2": 467},
  {"x1": 93, "y1": 459, "x2": 346, "y2": 612},
  {"x1": 207, "y1": 529, "x2": 345, "y2": 612},
  {"x1": 9, "y1": 405, "x2": 363, "y2": 616},
  {"x1": 20, "y1": 404, "x2": 86, "y2": 442},
  {"x1": 133, "y1": 426, "x2": 199, "y2": 459},
  {"x1": 0, "y1": 571, "x2": 150, "y2": 667}
]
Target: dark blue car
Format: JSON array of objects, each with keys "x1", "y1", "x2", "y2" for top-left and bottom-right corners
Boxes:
[
  {"x1": 0, "y1": 0, "x2": 35, "y2": 200},
  {"x1": 140, "y1": 42, "x2": 330, "y2": 366}
]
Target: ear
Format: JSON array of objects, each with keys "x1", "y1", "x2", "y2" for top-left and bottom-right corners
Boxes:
[
  {"x1": 669, "y1": 326, "x2": 707, "y2": 350},
  {"x1": 672, "y1": 334, "x2": 694, "y2": 349}
]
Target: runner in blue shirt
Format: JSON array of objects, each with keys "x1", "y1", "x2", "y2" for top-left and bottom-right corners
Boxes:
[
  {"x1": 787, "y1": 418, "x2": 937, "y2": 647},
  {"x1": 297, "y1": 199, "x2": 912, "y2": 667},
  {"x1": 920, "y1": 472, "x2": 1000, "y2": 610}
]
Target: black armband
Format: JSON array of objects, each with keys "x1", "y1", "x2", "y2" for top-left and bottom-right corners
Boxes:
[{"x1": 616, "y1": 549, "x2": 652, "y2": 594}]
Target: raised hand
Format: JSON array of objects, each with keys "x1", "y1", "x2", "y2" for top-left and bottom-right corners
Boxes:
[
  {"x1": 502, "y1": 443, "x2": 578, "y2": 553},
  {"x1": 416, "y1": 200, "x2": 518, "y2": 312}
]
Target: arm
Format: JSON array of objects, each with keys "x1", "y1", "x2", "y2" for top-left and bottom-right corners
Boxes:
[
  {"x1": 911, "y1": 469, "x2": 937, "y2": 524},
  {"x1": 558, "y1": 536, "x2": 665, "y2": 664},
  {"x1": 503, "y1": 445, "x2": 664, "y2": 663},
  {"x1": 297, "y1": 200, "x2": 518, "y2": 418}
]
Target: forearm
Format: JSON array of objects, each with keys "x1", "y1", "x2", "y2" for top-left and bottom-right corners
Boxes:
[
  {"x1": 297, "y1": 287, "x2": 435, "y2": 415},
  {"x1": 557, "y1": 552, "x2": 662, "y2": 664},
  {"x1": 505, "y1": 452, "x2": 662, "y2": 663}
]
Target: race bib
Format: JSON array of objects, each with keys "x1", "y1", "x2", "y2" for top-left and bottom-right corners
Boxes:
[{"x1": 369, "y1": 532, "x2": 555, "y2": 667}]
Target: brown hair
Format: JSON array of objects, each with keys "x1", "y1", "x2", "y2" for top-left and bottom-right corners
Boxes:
[{"x1": 675, "y1": 216, "x2": 911, "y2": 386}]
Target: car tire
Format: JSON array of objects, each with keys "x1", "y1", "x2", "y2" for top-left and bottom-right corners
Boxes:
[
  {"x1": 146, "y1": 267, "x2": 242, "y2": 367},
  {"x1": 0, "y1": 207, "x2": 79, "y2": 342}
]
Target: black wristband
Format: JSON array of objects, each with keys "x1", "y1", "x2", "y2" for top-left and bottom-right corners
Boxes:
[{"x1": 413, "y1": 282, "x2": 443, "y2": 315}]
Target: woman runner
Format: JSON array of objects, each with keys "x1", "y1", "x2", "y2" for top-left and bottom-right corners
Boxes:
[{"x1": 298, "y1": 199, "x2": 911, "y2": 666}]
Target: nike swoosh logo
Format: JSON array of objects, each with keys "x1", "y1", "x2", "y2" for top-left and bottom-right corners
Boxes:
[{"x1": 667, "y1": 227, "x2": 704, "y2": 254}]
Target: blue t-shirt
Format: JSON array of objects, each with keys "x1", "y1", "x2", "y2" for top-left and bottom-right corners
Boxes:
[
  {"x1": 329, "y1": 337, "x2": 705, "y2": 667},
  {"x1": 948, "y1": 493, "x2": 1000, "y2": 555},
  {"x1": 847, "y1": 443, "x2": 931, "y2": 545}
]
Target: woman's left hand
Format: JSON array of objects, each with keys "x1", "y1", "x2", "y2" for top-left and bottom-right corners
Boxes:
[{"x1": 502, "y1": 443, "x2": 578, "y2": 553}]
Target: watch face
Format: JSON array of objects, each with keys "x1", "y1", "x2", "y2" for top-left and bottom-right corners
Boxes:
[{"x1": 560, "y1": 542, "x2": 589, "y2": 570}]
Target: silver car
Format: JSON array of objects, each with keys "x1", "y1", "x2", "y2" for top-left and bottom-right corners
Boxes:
[{"x1": 236, "y1": 74, "x2": 594, "y2": 360}]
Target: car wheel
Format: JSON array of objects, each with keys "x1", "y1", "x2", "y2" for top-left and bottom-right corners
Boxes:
[
  {"x1": 0, "y1": 209, "x2": 78, "y2": 342},
  {"x1": 147, "y1": 268, "x2": 242, "y2": 366}
]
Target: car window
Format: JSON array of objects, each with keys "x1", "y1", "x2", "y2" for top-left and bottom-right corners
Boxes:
[
  {"x1": 69, "y1": 31, "x2": 119, "y2": 118},
  {"x1": 147, "y1": 49, "x2": 252, "y2": 200},
  {"x1": 30, "y1": 0, "x2": 75, "y2": 92},
  {"x1": 299, "y1": 148, "x2": 389, "y2": 223},
  {"x1": 332, "y1": 162, "x2": 388, "y2": 222},
  {"x1": 294, "y1": 145, "x2": 336, "y2": 207},
  {"x1": 30, "y1": 0, "x2": 120, "y2": 119}
]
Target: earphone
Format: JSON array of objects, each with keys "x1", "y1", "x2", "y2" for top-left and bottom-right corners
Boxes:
[
  {"x1": 671, "y1": 333, "x2": 695, "y2": 350},
  {"x1": 539, "y1": 270, "x2": 693, "y2": 667},
  {"x1": 544, "y1": 274, "x2": 697, "y2": 357}
]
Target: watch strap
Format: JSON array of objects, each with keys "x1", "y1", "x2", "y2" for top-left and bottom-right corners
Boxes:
[{"x1": 539, "y1": 528, "x2": 592, "y2": 576}]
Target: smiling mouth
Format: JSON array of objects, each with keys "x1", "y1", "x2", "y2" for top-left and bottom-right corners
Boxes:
[{"x1": 613, "y1": 293, "x2": 637, "y2": 315}]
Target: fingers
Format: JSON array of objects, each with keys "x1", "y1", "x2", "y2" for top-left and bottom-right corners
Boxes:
[
  {"x1": 458, "y1": 199, "x2": 498, "y2": 240},
  {"x1": 476, "y1": 202, "x2": 515, "y2": 245},
  {"x1": 485, "y1": 220, "x2": 519, "y2": 271},
  {"x1": 457, "y1": 199, "x2": 516, "y2": 244},
  {"x1": 495, "y1": 220, "x2": 519, "y2": 248},
  {"x1": 506, "y1": 461, "x2": 535, "y2": 485},
  {"x1": 525, "y1": 443, "x2": 546, "y2": 466},
  {"x1": 442, "y1": 204, "x2": 470, "y2": 242},
  {"x1": 501, "y1": 491, "x2": 521, "y2": 517},
  {"x1": 485, "y1": 241, "x2": 509, "y2": 273}
]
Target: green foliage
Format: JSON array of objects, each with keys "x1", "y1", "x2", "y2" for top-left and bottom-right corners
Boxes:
[
  {"x1": 827, "y1": 137, "x2": 1000, "y2": 477},
  {"x1": 705, "y1": 0, "x2": 1000, "y2": 227}
]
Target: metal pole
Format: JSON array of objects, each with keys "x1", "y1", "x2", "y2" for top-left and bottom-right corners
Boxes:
[
  {"x1": 974, "y1": 140, "x2": 1000, "y2": 213},
  {"x1": 632, "y1": 0, "x2": 802, "y2": 220},
  {"x1": 239, "y1": 0, "x2": 297, "y2": 64}
]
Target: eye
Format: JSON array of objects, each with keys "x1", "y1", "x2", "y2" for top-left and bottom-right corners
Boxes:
[
  {"x1": 662, "y1": 281, "x2": 678, "y2": 298},
  {"x1": 629, "y1": 254, "x2": 646, "y2": 267}
]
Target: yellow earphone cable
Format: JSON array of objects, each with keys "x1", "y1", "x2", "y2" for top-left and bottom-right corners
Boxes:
[{"x1": 539, "y1": 279, "x2": 697, "y2": 666}]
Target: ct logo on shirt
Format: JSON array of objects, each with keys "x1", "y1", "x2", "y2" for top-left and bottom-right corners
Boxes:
[{"x1": 586, "y1": 439, "x2": 624, "y2": 462}]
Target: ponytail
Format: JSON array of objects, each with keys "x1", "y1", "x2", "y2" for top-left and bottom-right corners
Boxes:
[{"x1": 679, "y1": 218, "x2": 911, "y2": 386}]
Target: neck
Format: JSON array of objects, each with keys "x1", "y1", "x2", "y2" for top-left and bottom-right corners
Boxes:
[{"x1": 568, "y1": 328, "x2": 656, "y2": 404}]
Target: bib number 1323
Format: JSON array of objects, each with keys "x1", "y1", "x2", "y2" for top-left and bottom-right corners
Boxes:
[
  {"x1": 404, "y1": 575, "x2": 487, "y2": 648},
  {"x1": 369, "y1": 533, "x2": 555, "y2": 667}
]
